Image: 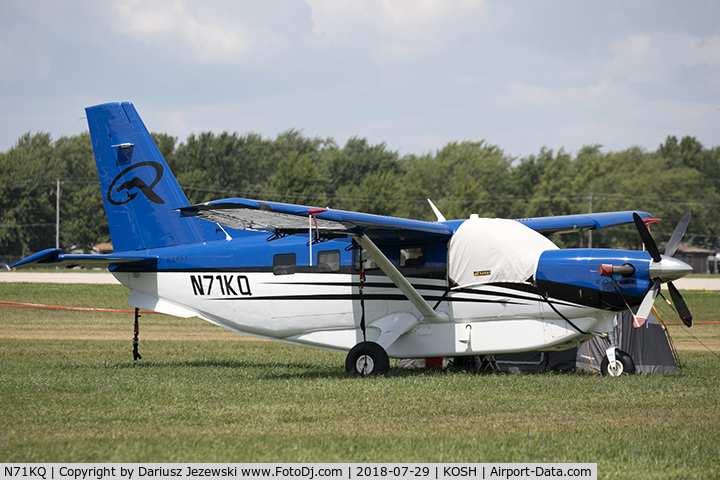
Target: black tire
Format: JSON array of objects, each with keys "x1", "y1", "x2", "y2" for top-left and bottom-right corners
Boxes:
[
  {"x1": 600, "y1": 349, "x2": 635, "y2": 376},
  {"x1": 345, "y1": 342, "x2": 389, "y2": 376}
]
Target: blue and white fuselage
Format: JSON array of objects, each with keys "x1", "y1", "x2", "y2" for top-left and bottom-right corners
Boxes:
[
  {"x1": 14, "y1": 102, "x2": 693, "y2": 375},
  {"x1": 99, "y1": 232, "x2": 664, "y2": 358}
]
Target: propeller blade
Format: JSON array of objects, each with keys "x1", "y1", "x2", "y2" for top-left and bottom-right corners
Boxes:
[
  {"x1": 634, "y1": 279, "x2": 660, "y2": 328},
  {"x1": 665, "y1": 211, "x2": 691, "y2": 258},
  {"x1": 668, "y1": 282, "x2": 693, "y2": 327},
  {"x1": 633, "y1": 213, "x2": 661, "y2": 262}
]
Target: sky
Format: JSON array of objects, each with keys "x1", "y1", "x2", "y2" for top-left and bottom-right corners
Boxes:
[{"x1": 1, "y1": 0, "x2": 719, "y2": 159}]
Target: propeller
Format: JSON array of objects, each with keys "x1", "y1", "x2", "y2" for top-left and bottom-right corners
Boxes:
[
  {"x1": 633, "y1": 213, "x2": 662, "y2": 263},
  {"x1": 634, "y1": 279, "x2": 659, "y2": 328},
  {"x1": 665, "y1": 212, "x2": 691, "y2": 258},
  {"x1": 668, "y1": 282, "x2": 693, "y2": 327},
  {"x1": 632, "y1": 212, "x2": 693, "y2": 328}
]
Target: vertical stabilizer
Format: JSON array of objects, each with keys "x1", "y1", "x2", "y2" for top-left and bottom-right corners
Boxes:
[{"x1": 86, "y1": 102, "x2": 204, "y2": 252}]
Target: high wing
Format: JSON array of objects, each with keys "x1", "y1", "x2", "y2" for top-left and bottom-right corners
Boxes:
[
  {"x1": 179, "y1": 199, "x2": 653, "y2": 239},
  {"x1": 17, "y1": 205, "x2": 652, "y2": 271},
  {"x1": 178, "y1": 198, "x2": 455, "y2": 243},
  {"x1": 12, "y1": 248, "x2": 157, "y2": 269},
  {"x1": 517, "y1": 210, "x2": 655, "y2": 234}
]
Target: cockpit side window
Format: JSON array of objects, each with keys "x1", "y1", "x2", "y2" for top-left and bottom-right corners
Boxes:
[
  {"x1": 273, "y1": 253, "x2": 296, "y2": 275},
  {"x1": 400, "y1": 245, "x2": 425, "y2": 267},
  {"x1": 354, "y1": 248, "x2": 379, "y2": 271},
  {"x1": 317, "y1": 250, "x2": 340, "y2": 272}
]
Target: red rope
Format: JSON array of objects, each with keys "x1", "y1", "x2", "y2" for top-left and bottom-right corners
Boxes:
[
  {"x1": 1, "y1": 300, "x2": 716, "y2": 325},
  {"x1": 665, "y1": 321, "x2": 720, "y2": 325},
  {"x1": 308, "y1": 208, "x2": 327, "y2": 243},
  {"x1": 0, "y1": 300, "x2": 161, "y2": 314}
]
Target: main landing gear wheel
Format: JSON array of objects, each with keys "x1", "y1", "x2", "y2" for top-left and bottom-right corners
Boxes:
[
  {"x1": 345, "y1": 342, "x2": 389, "y2": 376},
  {"x1": 600, "y1": 350, "x2": 635, "y2": 377}
]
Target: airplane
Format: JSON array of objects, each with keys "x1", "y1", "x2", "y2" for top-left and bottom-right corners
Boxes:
[{"x1": 13, "y1": 102, "x2": 695, "y2": 377}]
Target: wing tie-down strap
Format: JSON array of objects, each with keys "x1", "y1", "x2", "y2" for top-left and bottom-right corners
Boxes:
[
  {"x1": 538, "y1": 290, "x2": 588, "y2": 335},
  {"x1": 133, "y1": 308, "x2": 142, "y2": 361}
]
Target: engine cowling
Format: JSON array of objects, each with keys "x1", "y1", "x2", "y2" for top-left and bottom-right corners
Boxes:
[{"x1": 535, "y1": 249, "x2": 656, "y2": 311}]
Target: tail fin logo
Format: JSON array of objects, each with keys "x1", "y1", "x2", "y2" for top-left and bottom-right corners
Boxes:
[{"x1": 107, "y1": 162, "x2": 166, "y2": 206}]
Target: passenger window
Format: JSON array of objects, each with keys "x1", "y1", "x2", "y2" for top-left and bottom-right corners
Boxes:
[
  {"x1": 317, "y1": 250, "x2": 340, "y2": 273},
  {"x1": 400, "y1": 245, "x2": 425, "y2": 267},
  {"x1": 355, "y1": 248, "x2": 378, "y2": 271},
  {"x1": 273, "y1": 253, "x2": 296, "y2": 275}
]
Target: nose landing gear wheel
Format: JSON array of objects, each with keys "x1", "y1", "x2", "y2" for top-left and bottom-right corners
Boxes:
[
  {"x1": 600, "y1": 349, "x2": 635, "y2": 376},
  {"x1": 345, "y1": 342, "x2": 389, "y2": 376}
]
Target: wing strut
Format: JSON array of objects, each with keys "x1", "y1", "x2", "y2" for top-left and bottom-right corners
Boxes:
[{"x1": 354, "y1": 234, "x2": 449, "y2": 322}]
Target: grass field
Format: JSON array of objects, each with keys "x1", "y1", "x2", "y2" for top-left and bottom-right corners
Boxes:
[{"x1": 1, "y1": 283, "x2": 719, "y2": 478}]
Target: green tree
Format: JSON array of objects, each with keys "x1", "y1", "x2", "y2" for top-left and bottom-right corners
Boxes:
[
  {"x1": 151, "y1": 132, "x2": 177, "y2": 162},
  {"x1": 316, "y1": 137, "x2": 403, "y2": 214},
  {"x1": 3, "y1": 127, "x2": 720, "y2": 255},
  {"x1": 53, "y1": 133, "x2": 109, "y2": 251},
  {"x1": 321, "y1": 137, "x2": 400, "y2": 193},
  {"x1": 522, "y1": 148, "x2": 578, "y2": 218},
  {"x1": 171, "y1": 129, "x2": 332, "y2": 204},
  {"x1": 332, "y1": 169, "x2": 400, "y2": 216},
  {"x1": 401, "y1": 141, "x2": 514, "y2": 221},
  {"x1": 264, "y1": 151, "x2": 327, "y2": 206},
  {"x1": 0, "y1": 133, "x2": 59, "y2": 255},
  {"x1": 653, "y1": 137, "x2": 720, "y2": 249}
]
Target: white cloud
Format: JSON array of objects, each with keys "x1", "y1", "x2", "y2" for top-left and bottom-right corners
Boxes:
[
  {"x1": 605, "y1": 34, "x2": 660, "y2": 82},
  {"x1": 495, "y1": 80, "x2": 634, "y2": 112},
  {"x1": 110, "y1": 0, "x2": 264, "y2": 64},
  {"x1": 641, "y1": 98, "x2": 720, "y2": 130},
  {"x1": 1, "y1": 0, "x2": 719, "y2": 159},
  {"x1": 604, "y1": 32, "x2": 720, "y2": 83},
  {"x1": 309, "y1": 0, "x2": 486, "y2": 32},
  {"x1": 0, "y1": 40, "x2": 18, "y2": 70},
  {"x1": 669, "y1": 34, "x2": 720, "y2": 69},
  {"x1": 306, "y1": 0, "x2": 502, "y2": 56}
]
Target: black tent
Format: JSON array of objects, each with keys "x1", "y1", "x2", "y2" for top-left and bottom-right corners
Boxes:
[
  {"x1": 490, "y1": 307, "x2": 679, "y2": 374},
  {"x1": 575, "y1": 307, "x2": 679, "y2": 374}
]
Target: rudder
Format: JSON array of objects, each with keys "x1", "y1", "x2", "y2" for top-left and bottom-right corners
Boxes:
[{"x1": 86, "y1": 102, "x2": 204, "y2": 252}]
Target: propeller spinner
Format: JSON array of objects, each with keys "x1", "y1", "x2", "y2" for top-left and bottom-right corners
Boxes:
[{"x1": 632, "y1": 212, "x2": 693, "y2": 328}]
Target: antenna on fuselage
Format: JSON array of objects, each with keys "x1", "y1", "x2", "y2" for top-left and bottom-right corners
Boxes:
[{"x1": 427, "y1": 199, "x2": 446, "y2": 222}]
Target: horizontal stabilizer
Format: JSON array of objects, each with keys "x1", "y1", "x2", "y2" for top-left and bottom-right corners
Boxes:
[{"x1": 12, "y1": 248, "x2": 157, "y2": 269}]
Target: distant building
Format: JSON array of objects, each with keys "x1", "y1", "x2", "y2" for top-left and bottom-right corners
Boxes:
[
  {"x1": 93, "y1": 242, "x2": 113, "y2": 254},
  {"x1": 674, "y1": 245, "x2": 714, "y2": 274}
]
